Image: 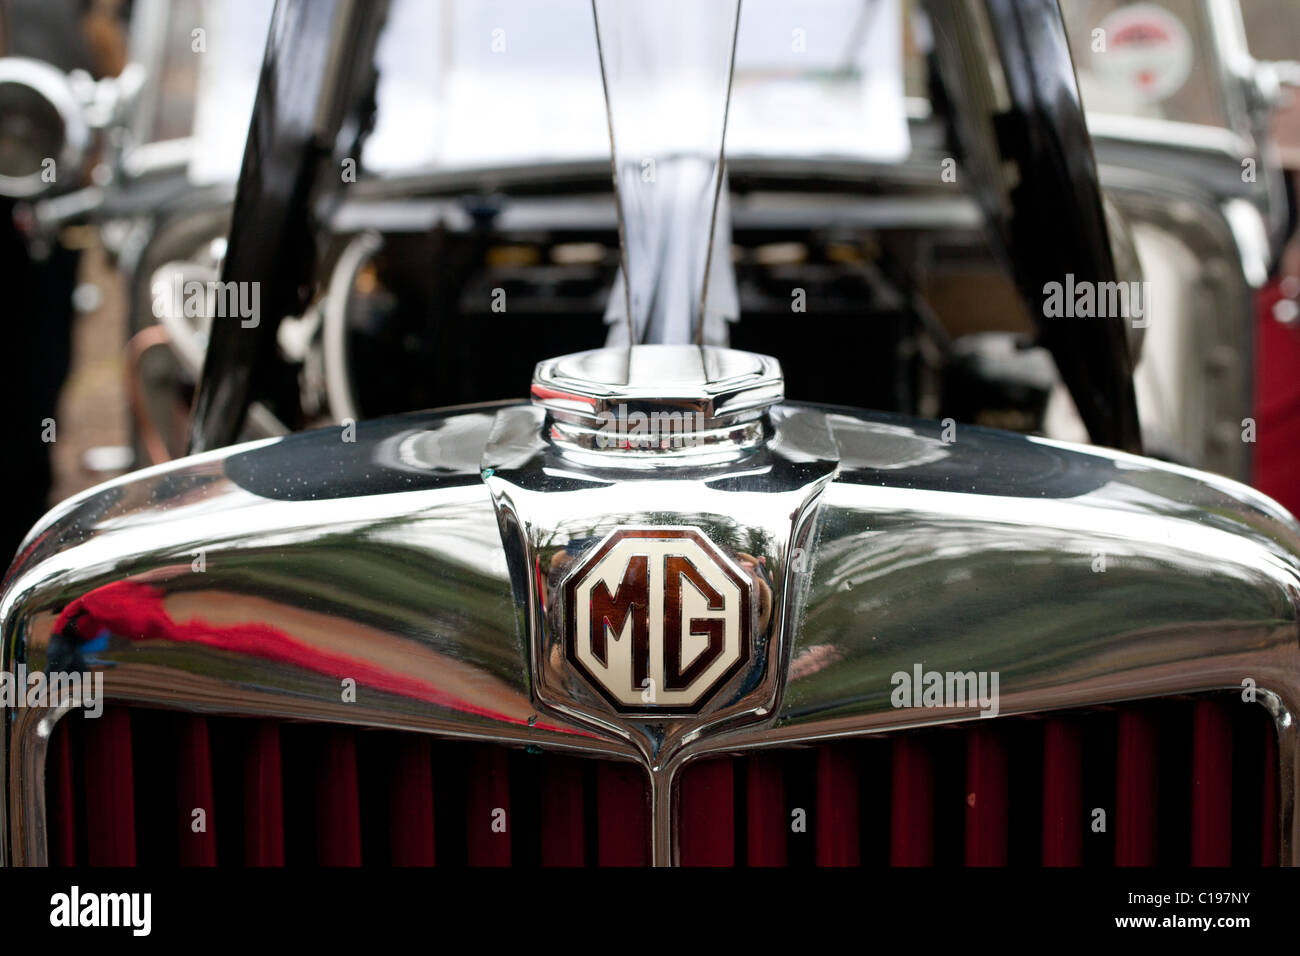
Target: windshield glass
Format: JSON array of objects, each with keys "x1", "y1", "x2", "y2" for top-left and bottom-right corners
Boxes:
[
  {"x1": 171, "y1": 0, "x2": 914, "y2": 181},
  {"x1": 143, "y1": 0, "x2": 1244, "y2": 181},
  {"x1": 365, "y1": 0, "x2": 910, "y2": 173}
]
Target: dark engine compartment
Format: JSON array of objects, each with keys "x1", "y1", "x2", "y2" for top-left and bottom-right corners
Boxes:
[{"x1": 329, "y1": 178, "x2": 1046, "y2": 429}]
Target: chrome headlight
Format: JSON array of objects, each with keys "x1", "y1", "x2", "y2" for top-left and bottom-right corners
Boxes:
[{"x1": 0, "y1": 57, "x2": 89, "y2": 199}]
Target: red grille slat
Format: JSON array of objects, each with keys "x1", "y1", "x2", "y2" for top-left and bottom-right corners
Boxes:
[
  {"x1": 1191, "y1": 699, "x2": 1233, "y2": 865},
  {"x1": 83, "y1": 708, "x2": 136, "y2": 866},
  {"x1": 596, "y1": 762, "x2": 648, "y2": 866},
  {"x1": 890, "y1": 735, "x2": 933, "y2": 866},
  {"x1": 744, "y1": 754, "x2": 787, "y2": 866},
  {"x1": 815, "y1": 745, "x2": 859, "y2": 866},
  {"x1": 48, "y1": 695, "x2": 1279, "y2": 867},
  {"x1": 965, "y1": 725, "x2": 1009, "y2": 866},
  {"x1": 1041, "y1": 718, "x2": 1083, "y2": 866},
  {"x1": 466, "y1": 746, "x2": 511, "y2": 866},
  {"x1": 679, "y1": 758, "x2": 734, "y2": 866},
  {"x1": 1262, "y1": 715, "x2": 1279, "y2": 866},
  {"x1": 46, "y1": 715, "x2": 78, "y2": 866},
  {"x1": 390, "y1": 736, "x2": 436, "y2": 866},
  {"x1": 316, "y1": 727, "x2": 362, "y2": 866},
  {"x1": 177, "y1": 715, "x2": 217, "y2": 866},
  {"x1": 1115, "y1": 708, "x2": 1159, "y2": 866},
  {"x1": 539, "y1": 756, "x2": 586, "y2": 866},
  {"x1": 243, "y1": 721, "x2": 285, "y2": 866}
]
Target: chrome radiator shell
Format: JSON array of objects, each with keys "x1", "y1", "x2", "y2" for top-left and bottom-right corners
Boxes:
[{"x1": 3, "y1": 401, "x2": 1299, "y2": 864}]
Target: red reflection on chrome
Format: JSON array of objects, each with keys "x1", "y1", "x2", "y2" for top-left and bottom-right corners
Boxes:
[{"x1": 54, "y1": 580, "x2": 574, "y2": 732}]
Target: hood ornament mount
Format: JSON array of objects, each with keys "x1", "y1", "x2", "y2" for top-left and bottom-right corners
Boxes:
[
  {"x1": 532, "y1": 345, "x2": 783, "y2": 456},
  {"x1": 483, "y1": 345, "x2": 838, "y2": 864}
]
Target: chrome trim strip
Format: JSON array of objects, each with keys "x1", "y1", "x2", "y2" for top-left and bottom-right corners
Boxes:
[
  {"x1": 1262, "y1": 690, "x2": 1298, "y2": 864},
  {"x1": 9, "y1": 703, "x2": 72, "y2": 868},
  {"x1": 1087, "y1": 114, "x2": 1252, "y2": 158}
]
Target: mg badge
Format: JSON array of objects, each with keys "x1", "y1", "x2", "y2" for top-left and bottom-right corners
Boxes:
[{"x1": 564, "y1": 527, "x2": 752, "y2": 713}]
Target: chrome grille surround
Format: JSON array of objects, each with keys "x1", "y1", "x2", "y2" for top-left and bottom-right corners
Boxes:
[{"x1": 3, "y1": 351, "x2": 1299, "y2": 866}]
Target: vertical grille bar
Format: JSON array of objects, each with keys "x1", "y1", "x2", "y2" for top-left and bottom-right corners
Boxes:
[
  {"x1": 1115, "y1": 708, "x2": 1159, "y2": 866},
  {"x1": 965, "y1": 725, "x2": 1008, "y2": 865},
  {"x1": 1262, "y1": 716, "x2": 1278, "y2": 866},
  {"x1": 466, "y1": 746, "x2": 511, "y2": 866},
  {"x1": 815, "y1": 745, "x2": 859, "y2": 866},
  {"x1": 890, "y1": 736, "x2": 933, "y2": 865},
  {"x1": 539, "y1": 756, "x2": 586, "y2": 866},
  {"x1": 243, "y1": 721, "x2": 285, "y2": 866},
  {"x1": 678, "y1": 758, "x2": 734, "y2": 866},
  {"x1": 390, "y1": 736, "x2": 436, "y2": 865},
  {"x1": 744, "y1": 754, "x2": 787, "y2": 866},
  {"x1": 177, "y1": 715, "x2": 217, "y2": 865},
  {"x1": 83, "y1": 708, "x2": 136, "y2": 866},
  {"x1": 1041, "y1": 718, "x2": 1083, "y2": 866},
  {"x1": 1191, "y1": 699, "x2": 1233, "y2": 865},
  {"x1": 597, "y1": 762, "x2": 649, "y2": 866},
  {"x1": 46, "y1": 716, "x2": 78, "y2": 866},
  {"x1": 316, "y1": 727, "x2": 362, "y2": 865}
]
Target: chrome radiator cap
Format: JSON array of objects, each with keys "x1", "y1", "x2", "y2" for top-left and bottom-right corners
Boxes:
[{"x1": 530, "y1": 345, "x2": 783, "y2": 455}]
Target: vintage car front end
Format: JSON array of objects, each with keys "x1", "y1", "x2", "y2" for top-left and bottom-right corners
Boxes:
[
  {"x1": 5, "y1": 0, "x2": 1300, "y2": 880},
  {"x1": 3, "y1": 344, "x2": 1297, "y2": 866}
]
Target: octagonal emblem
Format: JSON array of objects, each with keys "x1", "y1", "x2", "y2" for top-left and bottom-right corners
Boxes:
[{"x1": 563, "y1": 527, "x2": 752, "y2": 713}]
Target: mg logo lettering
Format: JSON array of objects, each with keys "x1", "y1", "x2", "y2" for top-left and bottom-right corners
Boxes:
[{"x1": 564, "y1": 528, "x2": 752, "y2": 712}]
